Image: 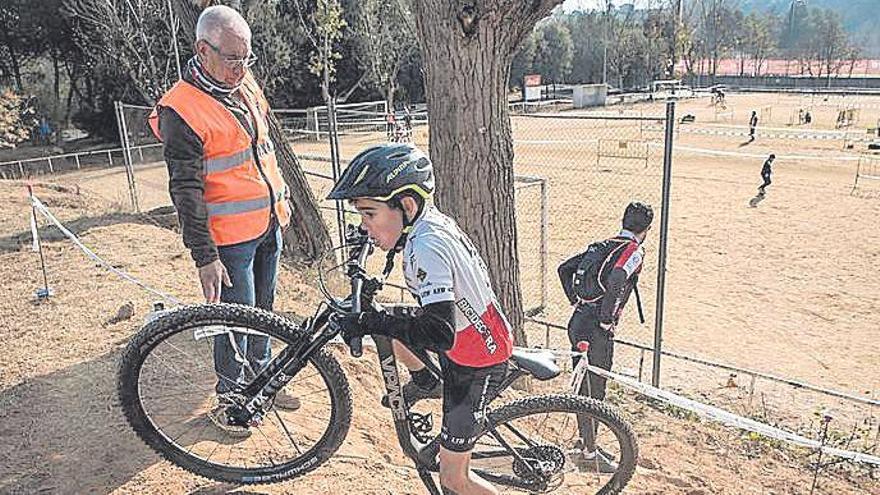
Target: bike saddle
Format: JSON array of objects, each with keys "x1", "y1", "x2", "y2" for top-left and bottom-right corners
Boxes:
[{"x1": 510, "y1": 349, "x2": 561, "y2": 381}]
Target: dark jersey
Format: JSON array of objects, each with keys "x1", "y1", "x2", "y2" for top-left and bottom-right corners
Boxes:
[{"x1": 559, "y1": 230, "x2": 645, "y2": 324}]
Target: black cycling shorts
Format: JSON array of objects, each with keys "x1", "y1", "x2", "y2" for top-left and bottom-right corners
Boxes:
[{"x1": 439, "y1": 356, "x2": 507, "y2": 453}]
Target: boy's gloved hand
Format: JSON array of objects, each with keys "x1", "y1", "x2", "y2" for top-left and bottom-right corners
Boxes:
[{"x1": 335, "y1": 312, "x2": 390, "y2": 342}]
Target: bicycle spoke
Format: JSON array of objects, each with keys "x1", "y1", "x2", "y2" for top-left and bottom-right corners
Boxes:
[
  {"x1": 121, "y1": 305, "x2": 352, "y2": 481},
  {"x1": 469, "y1": 396, "x2": 636, "y2": 493},
  {"x1": 268, "y1": 409, "x2": 303, "y2": 455}
]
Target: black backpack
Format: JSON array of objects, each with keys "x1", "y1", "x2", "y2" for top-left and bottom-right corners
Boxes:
[{"x1": 572, "y1": 237, "x2": 633, "y2": 303}]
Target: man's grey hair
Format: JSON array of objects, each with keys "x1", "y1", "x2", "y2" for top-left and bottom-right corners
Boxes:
[{"x1": 196, "y1": 5, "x2": 251, "y2": 44}]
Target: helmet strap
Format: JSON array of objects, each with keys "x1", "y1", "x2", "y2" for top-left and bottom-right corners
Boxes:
[
  {"x1": 391, "y1": 224, "x2": 412, "y2": 253},
  {"x1": 389, "y1": 193, "x2": 427, "y2": 253}
]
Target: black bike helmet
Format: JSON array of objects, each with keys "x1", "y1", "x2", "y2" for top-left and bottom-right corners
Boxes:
[
  {"x1": 327, "y1": 143, "x2": 434, "y2": 202},
  {"x1": 622, "y1": 201, "x2": 654, "y2": 233}
]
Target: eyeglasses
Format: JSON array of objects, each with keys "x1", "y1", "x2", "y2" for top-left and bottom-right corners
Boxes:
[{"x1": 203, "y1": 40, "x2": 258, "y2": 68}]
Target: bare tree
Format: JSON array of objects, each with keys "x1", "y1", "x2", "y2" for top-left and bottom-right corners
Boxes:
[
  {"x1": 740, "y1": 12, "x2": 775, "y2": 76},
  {"x1": 291, "y1": 0, "x2": 347, "y2": 103},
  {"x1": 410, "y1": 0, "x2": 564, "y2": 346},
  {"x1": 606, "y1": 7, "x2": 641, "y2": 89},
  {"x1": 67, "y1": 0, "x2": 332, "y2": 261},
  {"x1": 351, "y1": 0, "x2": 417, "y2": 109},
  {"x1": 63, "y1": 0, "x2": 179, "y2": 103},
  {"x1": 812, "y1": 8, "x2": 851, "y2": 86}
]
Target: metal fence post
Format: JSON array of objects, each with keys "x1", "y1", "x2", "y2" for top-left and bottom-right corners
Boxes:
[
  {"x1": 652, "y1": 101, "x2": 675, "y2": 388},
  {"x1": 327, "y1": 98, "x2": 345, "y2": 250},
  {"x1": 539, "y1": 178, "x2": 549, "y2": 312},
  {"x1": 114, "y1": 101, "x2": 140, "y2": 212}
]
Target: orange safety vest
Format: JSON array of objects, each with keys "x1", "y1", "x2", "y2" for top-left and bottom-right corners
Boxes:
[{"x1": 148, "y1": 73, "x2": 291, "y2": 246}]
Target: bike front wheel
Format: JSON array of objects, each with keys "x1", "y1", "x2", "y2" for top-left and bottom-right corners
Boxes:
[
  {"x1": 118, "y1": 303, "x2": 352, "y2": 484},
  {"x1": 470, "y1": 394, "x2": 637, "y2": 494}
]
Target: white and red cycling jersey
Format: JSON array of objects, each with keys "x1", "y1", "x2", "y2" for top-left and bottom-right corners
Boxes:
[{"x1": 402, "y1": 206, "x2": 513, "y2": 368}]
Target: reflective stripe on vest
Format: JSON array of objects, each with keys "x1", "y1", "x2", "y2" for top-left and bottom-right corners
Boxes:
[
  {"x1": 207, "y1": 187, "x2": 286, "y2": 217},
  {"x1": 203, "y1": 139, "x2": 275, "y2": 174},
  {"x1": 149, "y1": 73, "x2": 291, "y2": 246}
]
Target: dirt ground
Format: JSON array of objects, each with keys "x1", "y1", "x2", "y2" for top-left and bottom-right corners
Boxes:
[
  {"x1": 62, "y1": 91, "x2": 880, "y2": 394},
  {"x1": 1, "y1": 91, "x2": 879, "y2": 493}
]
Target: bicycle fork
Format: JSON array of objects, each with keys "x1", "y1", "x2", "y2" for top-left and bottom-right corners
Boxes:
[{"x1": 230, "y1": 317, "x2": 337, "y2": 423}]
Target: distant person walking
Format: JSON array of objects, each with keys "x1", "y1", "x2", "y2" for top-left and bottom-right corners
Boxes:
[
  {"x1": 758, "y1": 154, "x2": 775, "y2": 195},
  {"x1": 385, "y1": 110, "x2": 396, "y2": 140},
  {"x1": 749, "y1": 110, "x2": 759, "y2": 142}
]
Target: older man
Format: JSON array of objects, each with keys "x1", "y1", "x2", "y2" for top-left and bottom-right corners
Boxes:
[{"x1": 148, "y1": 5, "x2": 297, "y2": 435}]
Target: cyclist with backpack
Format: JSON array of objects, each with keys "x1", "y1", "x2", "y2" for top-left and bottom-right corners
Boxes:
[
  {"x1": 329, "y1": 143, "x2": 513, "y2": 495},
  {"x1": 557, "y1": 202, "x2": 653, "y2": 472}
]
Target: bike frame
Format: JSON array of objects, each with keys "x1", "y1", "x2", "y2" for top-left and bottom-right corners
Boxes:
[
  {"x1": 371, "y1": 332, "x2": 560, "y2": 493},
  {"x1": 228, "y1": 237, "x2": 561, "y2": 493}
]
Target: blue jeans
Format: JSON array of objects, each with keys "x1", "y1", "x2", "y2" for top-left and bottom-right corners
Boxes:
[{"x1": 214, "y1": 221, "x2": 282, "y2": 394}]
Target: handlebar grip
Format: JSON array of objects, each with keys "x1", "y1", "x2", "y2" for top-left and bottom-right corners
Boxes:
[{"x1": 348, "y1": 335, "x2": 363, "y2": 358}]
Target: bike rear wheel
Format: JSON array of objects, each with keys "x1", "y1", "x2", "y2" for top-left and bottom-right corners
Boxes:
[
  {"x1": 470, "y1": 394, "x2": 637, "y2": 494},
  {"x1": 118, "y1": 303, "x2": 352, "y2": 483}
]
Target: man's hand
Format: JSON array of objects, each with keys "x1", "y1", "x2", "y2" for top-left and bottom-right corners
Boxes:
[
  {"x1": 599, "y1": 321, "x2": 615, "y2": 336},
  {"x1": 198, "y1": 259, "x2": 232, "y2": 303}
]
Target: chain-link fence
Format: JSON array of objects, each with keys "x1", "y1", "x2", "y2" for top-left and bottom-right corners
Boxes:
[
  {"x1": 33, "y1": 95, "x2": 880, "y2": 461},
  {"x1": 111, "y1": 97, "x2": 880, "y2": 444},
  {"x1": 509, "y1": 109, "x2": 673, "y2": 384},
  {"x1": 284, "y1": 103, "x2": 550, "y2": 315}
]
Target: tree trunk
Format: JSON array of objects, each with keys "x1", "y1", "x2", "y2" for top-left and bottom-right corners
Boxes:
[
  {"x1": 85, "y1": 76, "x2": 95, "y2": 109},
  {"x1": 64, "y1": 61, "x2": 83, "y2": 125},
  {"x1": 52, "y1": 50, "x2": 62, "y2": 104},
  {"x1": 411, "y1": 0, "x2": 563, "y2": 347},
  {"x1": 9, "y1": 45, "x2": 23, "y2": 92},
  {"x1": 385, "y1": 79, "x2": 395, "y2": 114},
  {"x1": 269, "y1": 117, "x2": 333, "y2": 261},
  {"x1": 174, "y1": 0, "x2": 332, "y2": 262}
]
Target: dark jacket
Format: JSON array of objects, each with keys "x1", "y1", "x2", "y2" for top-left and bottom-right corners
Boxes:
[
  {"x1": 558, "y1": 230, "x2": 645, "y2": 325},
  {"x1": 157, "y1": 71, "x2": 257, "y2": 267},
  {"x1": 761, "y1": 160, "x2": 773, "y2": 178}
]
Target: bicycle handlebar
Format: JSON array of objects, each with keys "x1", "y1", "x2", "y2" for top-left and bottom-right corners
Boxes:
[{"x1": 345, "y1": 226, "x2": 374, "y2": 358}]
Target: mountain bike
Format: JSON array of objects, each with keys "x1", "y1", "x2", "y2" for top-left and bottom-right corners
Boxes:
[{"x1": 118, "y1": 229, "x2": 638, "y2": 493}]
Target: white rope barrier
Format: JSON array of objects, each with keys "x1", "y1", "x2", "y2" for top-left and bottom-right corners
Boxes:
[
  {"x1": 25, "y1": 194, "x2": 879, "y2": 466},
  {"x1": 535, "y1": 347, "x2": 880, "y2": 466},
  {"x1": 30, "y1": 194, "x2": 182, "y2": 306}
]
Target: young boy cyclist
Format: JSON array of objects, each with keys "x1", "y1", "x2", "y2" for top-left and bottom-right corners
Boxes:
[{"x1": 328, "y1": 143, "x2": 514, "y2": 495}]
